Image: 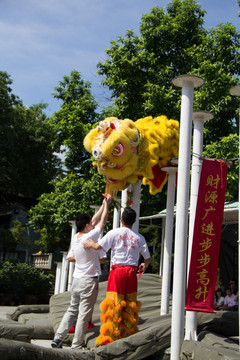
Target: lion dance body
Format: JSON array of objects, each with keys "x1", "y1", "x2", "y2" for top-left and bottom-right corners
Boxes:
[
  {"x1": 84, "y1": 115, "x2": 179, "y2": 196},
  {"x1": 83, "y1": 115, "x2": 179, "y2": 345}
]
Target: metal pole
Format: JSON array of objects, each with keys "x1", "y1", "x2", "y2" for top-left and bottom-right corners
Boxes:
[
  {"x1": 54, "y1": 262, "x2": 62, "y2": 295},
  {"x1": 67, "y1": 222, "x2": 77, "y2": 291},
  {"x1": 121, "y1": 181, "x2": 141, "y2": 231},
  {"x1": 161, "y1": 167, "x2": 178, "y2": 315},
  {"x1": 113, "y1": 205, "x2": 120, "y2": 229},
  {"x1": 59, "y1": 252, "x2": 68, "y2": 293},
  {"x1": 229, "y1": 85, "x2": 240, "y2": 352},
  {"x1": 171, "y1": 75, "x2": 204, "y2": 360},
  {"x1": 159, "y1": 218, "x2": 166, "y2": 277},
  {"x1": 121, "y1": 188, "x2": 128, "y2": 217},
  {"x1": 185, "y1": 111, "x2": 213, "y2": 340},
  {"x1": 132, "y1": 180, "x2": 142, "y2": 232}
]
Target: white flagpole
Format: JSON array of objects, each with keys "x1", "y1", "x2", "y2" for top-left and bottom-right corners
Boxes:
[
  {"x1": 67, "y1": 221, "x2": 77, "y2": 291},
  {"x1": 121, "y1": 181, "x2": 141, "y2": 232},
  {"x1": 113, "y1": 205, "x2": 120, "y2": 229},
  {"x1": 160, "y1": 167, "x2": 178, "y2": 315},
  {"x1": 170, "y1": 75, "x2": 204, "y2": 360},
  {"x1": 229, "y1": 85, "x2": 240, "y2": 352},
  {"x1": 159, "y1": 218, "x2": 165, "y2": 277},
  {"x1": 185, "y1": 111, "x2": 213, "y2": 340},
  {"x1": 132, "y1": 180, "x2": 142, "y2": 232},
  {"x1": 121, "y1": 188, "x2": 128, "y2": 216}
]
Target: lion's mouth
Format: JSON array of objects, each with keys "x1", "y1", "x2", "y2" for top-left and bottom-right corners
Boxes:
[{"x1": 105, "y1": 176, "x2": 122, "y2": 184}]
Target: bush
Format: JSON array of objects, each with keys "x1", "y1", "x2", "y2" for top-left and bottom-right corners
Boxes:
[{"x1": 0, "y1": 261, "x2": 54, "y2": 296}]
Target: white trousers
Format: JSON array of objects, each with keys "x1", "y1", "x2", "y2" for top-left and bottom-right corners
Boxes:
[{"x1": 55, "y1": 276, "x2": 98, "y2": 348}]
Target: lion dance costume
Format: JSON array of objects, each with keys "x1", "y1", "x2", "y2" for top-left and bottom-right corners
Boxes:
[
  {"x1": 83, "y1": 115, "x2": 179, "y2": 345},
  {"x1": 84, "y1": 115, "x2": 179, "y2": 197}
]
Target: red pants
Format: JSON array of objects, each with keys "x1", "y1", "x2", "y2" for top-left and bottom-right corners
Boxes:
[{"x1": 96, "y1": 265, "x2": 141, "y2": 346}]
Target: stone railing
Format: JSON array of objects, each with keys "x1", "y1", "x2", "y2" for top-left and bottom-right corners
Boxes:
[{"x1": 32, "y1": 253, "x2": 53, "y2": 269}]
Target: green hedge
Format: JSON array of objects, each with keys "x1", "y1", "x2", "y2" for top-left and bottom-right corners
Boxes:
[{"x1": 0, "y1": 261, "x2": 54, "y2": 295}]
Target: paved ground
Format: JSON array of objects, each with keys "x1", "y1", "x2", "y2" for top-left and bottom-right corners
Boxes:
[
  {"x1": 0, "y1": 306, "x2": 16, "y2": 318},
  {"x1": 0, "y1": 306, "x2": 52, "y2": 348}
]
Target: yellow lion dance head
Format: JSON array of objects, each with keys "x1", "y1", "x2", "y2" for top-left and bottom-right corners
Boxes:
[{"x1": 84, "y1": 116, "x2": 179, "y2": 195}]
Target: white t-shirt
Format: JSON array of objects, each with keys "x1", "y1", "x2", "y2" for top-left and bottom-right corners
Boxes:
[
  {"x1": 98, "y1": 227, "x2": 150, "y2": 267},
  {"x1": 224, "y1": 293, "x2": 237, "y2": 307},
  {"x1": 70, "y1": 226, "x2": 106, "y2": 278},
  {"x1": 215, "y1": 296, "x2": 225, "y2": 306}
]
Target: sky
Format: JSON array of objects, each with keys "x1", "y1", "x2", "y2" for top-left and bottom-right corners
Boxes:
[{"x1": 0, "y1": 0, "x2": 239, "y2": 116}]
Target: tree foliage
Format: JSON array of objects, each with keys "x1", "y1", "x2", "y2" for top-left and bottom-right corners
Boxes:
[
  {"x1": 140, "y1": 223, "x2": 163, "y2": 273},
  {"x1": 0, "y1": 71, "x2": 61, "y2": 205},
  {"x1": 29, "y1": 171, "x2": 106, "y2": 251},
  {"x1": 0, "y1": 260, "x2": 54, "y2": 296},
  {"x1": 97, "y1": 0, "x2": 240, "y2": 143},
  {"x1": 29, "y1": 1, "x2": 240, "y2": 253},
  {"x1": 29, "y1": 70, "x2": 106, "y2": 251},
  {"x1": 203, "y1": 134, "x2": 239, "y2": 201},
  {"x1": 50, "y1": 70, "x2": 99, "y2": 172},
  {"x1": 0, "y1": 220, "x2": 30, "y2": 252}
]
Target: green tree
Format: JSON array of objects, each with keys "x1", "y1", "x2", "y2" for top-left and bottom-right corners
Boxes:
[
  {"x1": 0, "y1": 71, "x2": 61, "y2": 204},
  {"x1": 140, "y1": 223, "x2": 163, "y2": 273},
  {"x1": 97, "y1": 0, "x2": 240, "y2": 143},
  {"x1": 203, "y1": 134, "x2": 239, "y2": 201},
  {"x1": 30, "y1": 1, "x2": 240, "y2": 255},
  {"x1": 0, "y1": 220, "x2": 30, "y2": 252},
  {"x1": 29, "y1": 171, "x2": 106, "y2": 251},
  {"x1": 29, "y1": 70, "x2": 106, "y2": 251},
  {"x1": 50, "y1": 69, "x2": 99, "y2": 172}
]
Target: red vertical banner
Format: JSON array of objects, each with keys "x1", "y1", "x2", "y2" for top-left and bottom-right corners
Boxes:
[{"x1": 185, "y1": 159, "x2": 228, "y2": 313}]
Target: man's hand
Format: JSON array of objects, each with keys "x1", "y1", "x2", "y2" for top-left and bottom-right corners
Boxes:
[
  {"x1": 67, "y1": 256, "x2": 75, "y2": 262},
  {"x1": 84, "y1": 239, "x2": 95, "y2": 250},
  {"x1": 138, "y1": 263, "x2": 146, "y2": 274},
  {"x1": 103, "y1": 194, "x2": 112, "y2": 206},
  {"x1": 138, "y1": 258, "x2": 151, "y2": 275}
]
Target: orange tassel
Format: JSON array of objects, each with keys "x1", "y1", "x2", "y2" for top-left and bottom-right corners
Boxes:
[
  {"x1": 100, "y1": 322, "x2": 113, "y2": 336},
  {"x1": 125, "y1": 300, "x2": 141, "y2": 312},
  {"x1": 114, "y1": 300, "x2": 127, "y2": 313},
  {"x1": 96, "y1": 334, "x2": 114, "y2": 346},
  {"x1": 101, "y1": 311, "x2": 122, "y2": 324},
  {"x1": 100, "y1": 298, "x2": 114, "y2": 312},
  {"x1": 122, "y1": 311, "x2": 137, "y2": 325},
  {"x1": 97, "y1": 295, "x2": 141, "y2": 345},
  {"x1": 100, "y1": 322, "x2": 121, "y2": 338}
]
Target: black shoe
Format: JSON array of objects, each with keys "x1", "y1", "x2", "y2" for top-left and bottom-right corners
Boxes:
[{"x1": 51, "y1": 339, "x2": 63, "y2": 348}]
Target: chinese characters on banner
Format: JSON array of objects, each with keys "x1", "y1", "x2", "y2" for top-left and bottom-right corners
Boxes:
[{"x1": 185, "y1": 159, "x2": 228, "y2": 313}]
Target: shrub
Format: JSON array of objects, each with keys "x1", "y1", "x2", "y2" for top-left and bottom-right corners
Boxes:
[{"x1": 0, "y1": 261, "x2": 54, "y2": 295}]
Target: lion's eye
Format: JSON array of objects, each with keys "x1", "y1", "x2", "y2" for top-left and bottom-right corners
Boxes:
[{"x1": 112, "y1": 143, "x2": 125, "y2": 157}]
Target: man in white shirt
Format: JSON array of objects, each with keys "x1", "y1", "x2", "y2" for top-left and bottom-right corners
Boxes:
[
  {"x1": 84, "y1": 207, "x2": 151, "y2": 345},
  {"x1": 223, "y1": 287, "x2": 238, "y2": 311},
  {"x1": 51, "y1": 195, "x2": 111, "y2": 350},
  {"x1": 65, "y1": 202, "x2": 108, "y2": 334}
]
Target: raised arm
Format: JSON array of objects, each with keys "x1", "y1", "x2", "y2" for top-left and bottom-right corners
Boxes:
[
  {"x1": 97, "y1": 195, "x2": 111, "y2": 232},
  {"x1": 91, "y1": 201, "x2": 104, "y2": 227},
  {"x1": 92, "y1": 195, "x2": 111, "y2": 227}
]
